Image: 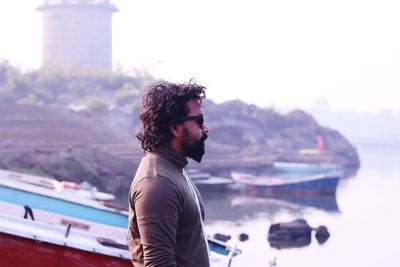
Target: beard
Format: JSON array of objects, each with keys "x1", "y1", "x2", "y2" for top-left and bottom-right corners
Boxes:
[{"x1": 182, "y1": 129, "x2": 207, "y2": 163}]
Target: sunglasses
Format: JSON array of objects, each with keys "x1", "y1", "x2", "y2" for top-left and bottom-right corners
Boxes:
[{"x1": 177, "y1": 115, "x2": 204, "y2": 128}]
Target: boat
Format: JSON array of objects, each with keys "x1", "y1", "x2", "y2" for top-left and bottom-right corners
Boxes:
[
  {"x1": 231, "y1": 171, "x2": 341, "y2": 194},
  {"x1": 188, "y1": 172, "x2": 234, "y2": 192},
  {"x1": 0, "y1": 200, "x2": 126, "y2": 240},
  {"x1": 0, "y1": 211, "x2": 131, "y2": 267},
  {"x1": 0, "y1": 168, "x2": 234, "y2": 226},
  {"x1": 0, "y1": 169, "x2": 115, "y2": 201},
  {"x1": 0, "y1": 169, "x2": 241, "y2": 265},
  {"x1": 272, "y1": 162, "x2": 341, "y2": 176},
  {"x1": 0, "y1": 210, "x2": 237, "y2": 267},
  {"x1": 194, "y1": 176, "x2": 234, "y2": 192},
  {"x1": 0, "y1": 168, "x2": 129, "y2": 228}
]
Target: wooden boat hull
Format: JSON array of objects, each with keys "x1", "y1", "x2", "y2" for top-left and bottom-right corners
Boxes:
[
  {"x1": 0, "y1": 211, "x2": 237, "y2": 267},
  {"x1": 0, "y1": 211, "x2": 131, "y2": 267},
  {"x1": 0, "y1": 169, "x2": 240, "y2": 265},
  {"x1": 0, "y1": 232, "x2": 131, "y2": 267}
]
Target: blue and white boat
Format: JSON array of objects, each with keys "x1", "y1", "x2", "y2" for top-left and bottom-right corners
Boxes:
[
  {"x1": 0, "y1": 200, "x2": 238, "y2": 267},
  {"x1": 0, "y1": 169, "x2": 128, "y2": 228},
  {"x1": 272, "y1": 162, "x2": 341, "y2": 176},
  {"x1": 231, "y1": 170, "x2": 341, "y2": 194},
  {"x1": 0, "y1": 168, "x2": 240, "y2": 264}
]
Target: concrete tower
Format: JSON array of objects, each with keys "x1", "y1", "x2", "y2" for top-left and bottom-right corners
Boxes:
[{"x1": 37, "y1": 0, "x2": 118, "y2": 71}]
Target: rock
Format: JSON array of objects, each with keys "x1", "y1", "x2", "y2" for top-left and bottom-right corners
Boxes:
[
  {"x1": 268, "y1": 219, "x2": 312, "y2": 249},
  {"x1": 267, "y1": 219, "x2": 330, "y2": 249},
  {"x1": 238, "y1": 233, "x2": 249, "y2": 242},
  {"x1": 315, "y1": 225, "x2": 330, "y2": 244},
  {"x1": 268, "y1": 219, "x2": 311, "y2": 240},
  {"x1": 213, "y1": 233, "x2": 231, "y2": 242}
]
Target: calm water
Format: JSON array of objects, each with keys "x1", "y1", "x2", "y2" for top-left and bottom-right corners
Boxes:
[{"x1": 203, "y1": 148, "x2": 400, "y2": 267}]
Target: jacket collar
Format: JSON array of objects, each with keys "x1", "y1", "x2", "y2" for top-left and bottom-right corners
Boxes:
[{"x1": 154, "y1": 144, "x2": 188, "y2": 168}]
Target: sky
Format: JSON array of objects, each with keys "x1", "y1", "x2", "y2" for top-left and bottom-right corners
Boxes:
[{"x1": 0, "y1": 0, "x2": 399, "y2": 113}]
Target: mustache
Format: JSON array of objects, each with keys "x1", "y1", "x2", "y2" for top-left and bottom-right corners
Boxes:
[{"x1": 201, "y1": 133, "x2": 208, "y2": 141}]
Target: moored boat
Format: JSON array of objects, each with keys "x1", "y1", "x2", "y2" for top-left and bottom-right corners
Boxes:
[
  {"x1": 0, "y1": 168, "x2": 114, "y2": 201},
  {"x1": 0, "y1": 208, "x2": 239, "y2": 267},
  {"x1": 0, "y1": 200, "x2": 126, "y2": 240},
  {"x1": 0, "y1": 169, "x2": 241, "y2": 265},
  {"x1": 231, "y1": 171, "x2": 341, "y2": 194},
  {"x1": 192, "y1": 175, "x2": 234, "y2": 192},
  {"x1": 186, "y1": 170, "x2": 235, "y2": 192},
  {"x1": 0, "y1": 211, "x2": 131, "y2": 267},
  {"x1": 193, "y1": 176, "x2": 234, "y2": 192},
  {"x1": 272, "y1": 162, "x2": 341, "y2": 176},
  {"x1": 0, "y1": 168, "x2": 128, "y2": 228}
]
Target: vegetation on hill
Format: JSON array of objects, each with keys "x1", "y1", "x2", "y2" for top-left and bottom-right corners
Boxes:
[{"x1": 0, "y1": 60, "x2": 153, "y2": 114}]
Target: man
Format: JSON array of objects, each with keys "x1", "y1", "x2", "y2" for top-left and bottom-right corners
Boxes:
[{"x1": 128, "y1": 81, "x2": 210, "y2": 267}]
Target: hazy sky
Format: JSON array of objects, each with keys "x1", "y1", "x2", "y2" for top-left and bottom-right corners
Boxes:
[{"x1": 0, "y1": 0, "x2": 399, "y2": 112}]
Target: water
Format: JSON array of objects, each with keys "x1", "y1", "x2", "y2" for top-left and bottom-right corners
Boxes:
[{"x1": 203, "y1": 148, "x2": 400, "y2": 267}]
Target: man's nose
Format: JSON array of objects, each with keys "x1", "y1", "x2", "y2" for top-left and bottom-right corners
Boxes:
[{"x1": 202, "y1": 123, "x2": 209, "y2": 134}]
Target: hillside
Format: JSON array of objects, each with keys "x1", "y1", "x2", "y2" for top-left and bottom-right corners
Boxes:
[
  {"x1": 0, "y1": 64, "x2": 360, "y2": 203},
  {"x1": 0, "y1": 100, "x2": 360, "y2": 205},
  {"x1": 198, "y1": 100, "x2": 359, "y2": 175},
  {"x1": 0, "y1": 104, "x2": 140, "y2": 204}
]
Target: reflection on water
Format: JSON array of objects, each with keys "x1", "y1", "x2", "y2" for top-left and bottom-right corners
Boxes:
[
  {"x1": 202, "y1": 191, "x2": 339, "y2": 222},
  {"x1": 201, "y1": 148, "x2": 400, "y2": 267},
  {"x1": 202, "y1": 190, "x2": 339, "y2": 266}
]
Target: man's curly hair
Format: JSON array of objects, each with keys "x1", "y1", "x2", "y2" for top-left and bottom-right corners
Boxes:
[{"x1": 136, "y1": 80, "x2": 206, "y2": 152}]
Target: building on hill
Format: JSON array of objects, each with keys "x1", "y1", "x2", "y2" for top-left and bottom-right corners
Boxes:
[{"x1": 37, "y1": 0, "x2": 118, "y2": 71}]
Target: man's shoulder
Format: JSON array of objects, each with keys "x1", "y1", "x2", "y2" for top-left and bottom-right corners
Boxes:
[
  {"x1": 133, "y1": 152, "x2": 183, "y2": 187},
  {"x1": 129, "y1": 153, "x2": 186, "y2": 203}
]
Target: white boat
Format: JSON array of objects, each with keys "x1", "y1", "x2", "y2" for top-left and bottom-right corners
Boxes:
[
  {"x1": 0, "y1": 168, "x2": 115, "y2": 201},
  {"x1": 0, "y1": 200, "x2": 126, "y2": 240},
  {"x1": 187, "y1": 171, "x2": 234, "y2": 191}
]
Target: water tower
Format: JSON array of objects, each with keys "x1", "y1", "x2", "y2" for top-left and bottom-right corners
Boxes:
[{"x1": 37, "y1": 0, "x2": 118, "y2": 71}]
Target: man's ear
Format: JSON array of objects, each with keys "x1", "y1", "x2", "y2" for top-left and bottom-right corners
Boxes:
[{"x1": 170, "y1": 124, "x2": 182, "y2": 138}]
